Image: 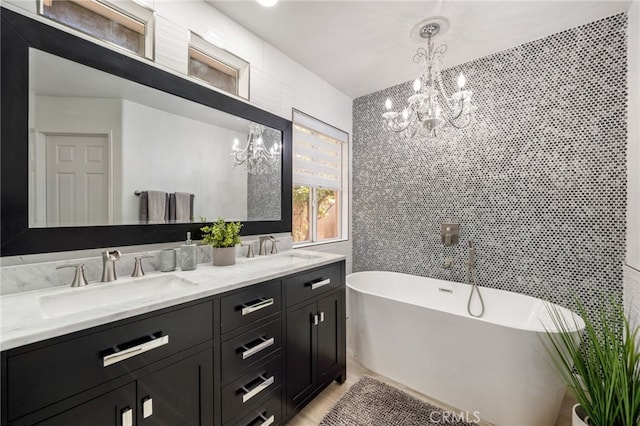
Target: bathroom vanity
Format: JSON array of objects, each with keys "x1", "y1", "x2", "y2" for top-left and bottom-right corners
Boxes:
[{"x1": 0, "y1": 253, "x2": 346, "y2": 425}]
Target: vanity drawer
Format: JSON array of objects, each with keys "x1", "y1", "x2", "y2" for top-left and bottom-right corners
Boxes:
[
  {"x1": 7, "y1": 301, "x2": 213, "y2": 420},
  {"x1": 221, "y1": 317, "x2": 282, "y2": 384},
  {"x1": 221, "y1": 280, "x2": 281, "y2": 334},
  {"x1": 229, "y1": 388, "x2": 282, "y2": 426},
  {"x1": 221, "y1": 354, "x2": 282, "y2": 423},
  {"x1": 284, "y1": 262, "x2": 343, "y2": 307}
]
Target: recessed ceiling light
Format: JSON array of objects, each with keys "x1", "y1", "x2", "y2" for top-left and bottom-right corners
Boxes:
[{"x1": 256, "y1": 0, "x2": 278, "y2": 6}]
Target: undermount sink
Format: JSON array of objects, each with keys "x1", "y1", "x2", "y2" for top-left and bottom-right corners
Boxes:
[
  {"x1": 39, "y1": 275, "x2": 197, "y2": 319},
  {"x1": 251, "y1": 252, "x2": 324, "y2": 266}
]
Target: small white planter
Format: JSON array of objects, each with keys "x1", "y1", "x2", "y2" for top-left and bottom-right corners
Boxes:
[
  {"x1": 212, "y1": 246, "x2": 236, "y2": 266},
  {"x1": 572, "y1": 404, "x2": 589, "y2": 426}
]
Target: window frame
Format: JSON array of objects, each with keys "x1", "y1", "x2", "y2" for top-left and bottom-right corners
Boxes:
[
  {"x1": 37, "y1": 0, "x2": 155, "y2": 59},
  {"x1": 188, "y1": 31, "x2": 250, "y2": 100},
  {"x1": 292, "y1": 110, "x2": 349, "y2": 248}
]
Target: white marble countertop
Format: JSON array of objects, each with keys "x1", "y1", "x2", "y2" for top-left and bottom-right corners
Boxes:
[{"x1": 0, "y1": 250, "x2": 345, "y2": 351}]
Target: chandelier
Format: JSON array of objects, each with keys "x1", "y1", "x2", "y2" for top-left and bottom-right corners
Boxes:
[
  {"x1": 231, "y1": 122, "x2": 281, "y2": 175},
  {"x1": 382, "y1": 20, "x2": 476, "y2": 139}
]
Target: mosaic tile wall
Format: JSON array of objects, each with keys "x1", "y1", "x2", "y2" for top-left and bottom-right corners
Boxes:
[
  {"x1": 352, "y1": 14, "x2": 628, "y2": 310},
  {"x1": 247, "y1": 126, "x2": 282, "y2": 221}
]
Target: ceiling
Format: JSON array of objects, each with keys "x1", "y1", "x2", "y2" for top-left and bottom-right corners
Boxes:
[{"x1": 207, "y1": 0, "x2": 631, "y2": 99}]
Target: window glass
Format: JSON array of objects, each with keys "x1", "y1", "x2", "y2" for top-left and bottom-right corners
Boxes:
[
  {"x1": 317, "y1": 188, "x2": 339, "y2": 240},
  {"x1": 41, "y1": 0, "x2": 148, "y2": 57},
  {"x1": 293, "y1": 185, "x2": 311, "y2": 243},
  {"x1": 189, "y1": 33, "x2": 250, "y2": 100}
]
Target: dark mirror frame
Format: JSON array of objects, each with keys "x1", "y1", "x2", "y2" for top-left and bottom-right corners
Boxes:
[{"x1": 1, "y1": 8, "x2": 292, "y2": 256}]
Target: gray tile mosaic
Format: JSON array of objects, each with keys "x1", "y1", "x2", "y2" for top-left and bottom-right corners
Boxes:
[{"x1": 352, "y1": 13, "x2": 628, "y2": 312}]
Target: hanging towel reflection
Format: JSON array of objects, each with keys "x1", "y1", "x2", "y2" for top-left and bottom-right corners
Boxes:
[{"x1": 139, "y1": 190, "x2": 169, "y2": 223}]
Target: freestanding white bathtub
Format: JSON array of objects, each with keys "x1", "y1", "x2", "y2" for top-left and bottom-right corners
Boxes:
[{"x1": 347, "y1": 271, "x2": 584, "y2": 426}]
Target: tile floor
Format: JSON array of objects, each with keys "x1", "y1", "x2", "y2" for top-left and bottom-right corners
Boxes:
[{"x1": 286, "y1": 351, "x2": 575, "y2": 426}]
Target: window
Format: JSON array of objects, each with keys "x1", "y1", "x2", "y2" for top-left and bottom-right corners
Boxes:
[
  {"x1": 39, "y1": 0, "x2": 154, "y2": 59},
  {"x1": 292, "y1": 110, "x2": 349, "y2": 245},
  {"x1": 188, "y1": 32, "x2": 250, "y2": 100}
]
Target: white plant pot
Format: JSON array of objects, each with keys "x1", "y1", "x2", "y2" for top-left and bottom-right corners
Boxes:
[
  {"x1": 572, "y1": 404, "x2": 589, "y2": 426},
  {"x1": 212, "y1": 246, "x2": 236, "y2": 266}
]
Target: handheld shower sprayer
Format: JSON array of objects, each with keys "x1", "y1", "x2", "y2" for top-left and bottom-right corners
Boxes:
[{"x1": 466, "y1": 240, "x2": 484, "y2": 318}]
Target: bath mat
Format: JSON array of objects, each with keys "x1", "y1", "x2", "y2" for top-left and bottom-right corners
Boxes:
[{"x1": 319, "y1": 376, "x2": 477, "y2": 426}]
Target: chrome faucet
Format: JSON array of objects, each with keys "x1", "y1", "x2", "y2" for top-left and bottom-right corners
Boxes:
[
  {"x1": 101, "y1": 250, "x2": 122, "y2": 282},
  {"x1": 269, "y1": 236, "x2": 279, "y2": 254},
  {"x1": 259, "y1": 236, "x2": 271, "y2": 255}
]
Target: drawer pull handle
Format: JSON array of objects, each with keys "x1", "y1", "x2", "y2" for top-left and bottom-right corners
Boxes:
[
  {"x1": 122, "y1": 408, "x2": 133, "y2": 426},
  {"x1": 257, "y1": 413, "x2": 275, "y2": 426},
  {"x1": 241, "y1": 298, "x2": 274, "y2": 316},
  {"x1": 310, "y1": 278, "x2": 331, "y2": 290},
  {"x1": 241, "y1": 375, "x2": 274, "y2": 403},
  {"x1": 242, "y1": 337, "x2": 275, "y2": 360},
  {"x1": 103, "y1": 335, "x2": 169, "y2": 367},
  {"x1": 142, "y1": 397, "x2": 153, "y2": 418}
]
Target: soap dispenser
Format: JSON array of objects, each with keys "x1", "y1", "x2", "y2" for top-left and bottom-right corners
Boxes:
[{"x1": 180, "y1": 232, "x2": 198, "y2": 271}]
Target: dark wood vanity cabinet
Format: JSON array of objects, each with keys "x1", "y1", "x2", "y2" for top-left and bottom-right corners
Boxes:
[
  {"x1": 3, "y1": 302, "x2": 214, "y2": 426},
  {"x1": 284, "y1": 264, "x2": 346, "y2": 417},
  {"x1": 25, "y1": 349, "x2": 213, "y2": 426},
  {"x1": 0, "y1": 260, "x2": 346, "y2": 426}
]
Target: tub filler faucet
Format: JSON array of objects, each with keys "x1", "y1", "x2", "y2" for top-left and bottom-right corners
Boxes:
[{"x1": 465, "y1": 241, "x2": 485, "y2": 317}]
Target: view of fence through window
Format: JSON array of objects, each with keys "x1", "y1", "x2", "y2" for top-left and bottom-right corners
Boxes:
[
  {"x1": 292, "y1": 111, "x2": 347, "y2": 244},
  {"x1": 293, "y1": 186, "x2": 339, "y2": 243}
]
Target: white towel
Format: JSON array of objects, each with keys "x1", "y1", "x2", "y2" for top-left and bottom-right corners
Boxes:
[
  {"x1": 174, "y1": 192, "x2": 191, "y2": 222},
  {"x1": 147, "y1": 190, "x2": 167, "y2": 223}
]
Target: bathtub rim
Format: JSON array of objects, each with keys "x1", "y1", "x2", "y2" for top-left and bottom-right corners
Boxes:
[{"x1": 347, "y1": 270, "x2": 585, "y2": 334}]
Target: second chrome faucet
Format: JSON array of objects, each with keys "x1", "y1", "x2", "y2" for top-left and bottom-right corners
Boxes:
[
  {"x1": 101, "y1": 250, "x2": 122, "y2": 282},
  {"x1": 258, "y1": 236, "x2": 279, "y2": 256}
]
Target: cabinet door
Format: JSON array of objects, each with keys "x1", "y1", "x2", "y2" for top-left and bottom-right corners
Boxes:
[
  {"x1": 285, "y1": 300, "x2": 317, "y2": 413},
  {"x1": 34, "y1": 383, "x2": 135, "y2": 426},
  {"x1": 317, "y1": 293, "x2": 341, "y2": 385},
  {"x1": 137, "y1": 349, "x2": 213, "y2": 426}
]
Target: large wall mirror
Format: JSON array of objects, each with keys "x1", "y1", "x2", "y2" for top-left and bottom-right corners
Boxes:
[{"x1": 1, "y1": 8, "x2": 292, "y2": 256}]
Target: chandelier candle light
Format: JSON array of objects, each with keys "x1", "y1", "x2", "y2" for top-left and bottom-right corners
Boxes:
[
  {"x1": 383, "y1": 19, "x2": 476, "y2": 138},
  {"x1": 231, "y1": 122, "x2": 280, "y2": 175}
]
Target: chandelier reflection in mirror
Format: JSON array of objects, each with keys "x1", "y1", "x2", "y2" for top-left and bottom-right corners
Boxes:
[
  {"x1": 382, "y1": 20, "x2": 476, "y2": 139},
  {"x1": 231, "y1": 122, "x2": 281, "y2": 175}
]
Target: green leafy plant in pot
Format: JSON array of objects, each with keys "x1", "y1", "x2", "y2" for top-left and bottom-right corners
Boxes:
[
  {"x1": 200, "y1": 218, "x2": 242, "y2": 266},
  {"x1": 544, "y1": 298, "x2": 640, "y2": 426}
]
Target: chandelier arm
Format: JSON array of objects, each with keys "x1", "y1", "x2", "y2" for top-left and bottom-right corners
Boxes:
[
  {"x1": 432, "y1": 69, "x2": 469, "y2": 123},
  {"x1": 446, "y1": 112, "x2": 473, "y2": 129},
  {"x1": 413, "y1": 47, "x2": 429, "y2": 64},
  {"x1": 232, "y1": 145, "x2": 249, "y2": 165},
  {"x1": 385, "y1": 107, "x2": 417, "y2": 133},
  {"x1": 433, "y1": 44, "x2": 447, "y2": 57}
]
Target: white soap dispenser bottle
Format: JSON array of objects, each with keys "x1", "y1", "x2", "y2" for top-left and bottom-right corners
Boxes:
[{"x1": 180, "y1": 232, "x2": 198, "y2": 271}]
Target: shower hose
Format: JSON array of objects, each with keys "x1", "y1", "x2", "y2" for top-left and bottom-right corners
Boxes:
[{"x1": 466, "y1": 267, "x2": 485, "y2": 318}]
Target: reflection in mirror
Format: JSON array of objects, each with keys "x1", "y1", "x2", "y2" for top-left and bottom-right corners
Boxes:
[{"x1": 28, "y1": 48, "x2": 282, "y2": 228}]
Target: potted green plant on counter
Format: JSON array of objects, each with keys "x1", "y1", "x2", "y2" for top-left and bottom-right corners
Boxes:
[
  {"x1": 200, "y1": 218, "x2": 242, "y2": 266},
  {"x1": 544, "y1": 299, "x2": 640, "y2": 426}
]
